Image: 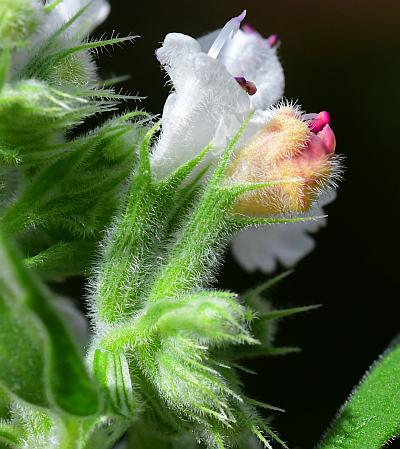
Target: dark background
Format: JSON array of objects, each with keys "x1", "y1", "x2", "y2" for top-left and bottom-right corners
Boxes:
[{"x1": 95, "y1": 1, "x2": 400, "y2": 447}]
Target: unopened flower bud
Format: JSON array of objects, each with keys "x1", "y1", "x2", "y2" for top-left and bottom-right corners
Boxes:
[
  {"x1": 51, "y1": 52, "x2": 98, "y2": 87},
  {"x1": 0, "y1": 0, "x2": 42, "y2": 48},
  {"x1": 227, "y1": 106, "x2": 337, "y2": 216}
]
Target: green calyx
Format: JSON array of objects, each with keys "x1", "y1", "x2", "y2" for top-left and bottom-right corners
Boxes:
[{"x1": 87, "y1": 115, "x2": 301, "y2": 448}]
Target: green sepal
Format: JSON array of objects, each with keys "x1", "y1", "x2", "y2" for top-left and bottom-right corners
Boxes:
[
  {"x1": 17, "y1": 3, "x2": 91, "y2": 80},
  {"x1": 27, "y1": 35, "x2": 136, "y2": 84},
  {"x1": 0, "y1": 229, "x2": 99, "y2": 416},
  {"x1": 317, "y1": 340, "x2": 400, "y2": 449},
  {"x1": 157, "y1": 143, "x2": 212, "y2": 190},
  {"x1": 24, "y1": 241, "x2": 95, "y2": 279},
  {"x1": 221, "y1": 274, "x2": 319, "y2": 361},
  {"x1": 2, "y1": 112, "x2": 146, "y2": 237},
  {"x1": 93, "y1": 349, "x2": 137, "y2": 418},
  {"x1": 93, "y1": 124, "x2": 217, "y2": 324},
  {"x1": 241, "y1": 271, "x2": 294, "y2": 305},
  {"x1": 258, "y1": 304, "x2": 321, "y2": 322},
  {"x1": 0, "y1": 80, "x2": 109, "y2": 170},
  {"x1": 0, "y1": 0, "x2": 42, "y2": 49},
  {"x1": 222, "y1": 178, "x2": 301, "y2": 198},
  {"x1": 146, "y1": 113, "x2": 253, "y2": 304},
  {"x1": 233, "y1": 215, "x2": 327, "y2": 229}
]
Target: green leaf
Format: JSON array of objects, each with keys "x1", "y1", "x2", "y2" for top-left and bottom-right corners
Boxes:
[
  {"x1": 0, "y1": 289, "x2": 50, "y2": 407},
  {"x1": 317, "y1": 341, "x2": 400, "y2": 449},
  {"x1": 0, "y1": 229, "x2": 99, "y2": 416}
]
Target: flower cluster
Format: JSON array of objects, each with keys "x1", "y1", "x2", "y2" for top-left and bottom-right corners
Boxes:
[{"x1": 152, "y1": 11, "x2": 339, "y2": 273}]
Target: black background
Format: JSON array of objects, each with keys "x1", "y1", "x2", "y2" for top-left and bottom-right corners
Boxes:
[{"x1": 93, "y1": 1, "x2": 400, "y2": 447}]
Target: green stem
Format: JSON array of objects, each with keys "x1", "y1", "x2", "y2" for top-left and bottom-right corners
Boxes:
[
  {"x1": 148, "y1": 187, "x2": 231, "y2": 302},
  {"x1": 147, "y1": 114, "x2": 253, "y2": 303}
]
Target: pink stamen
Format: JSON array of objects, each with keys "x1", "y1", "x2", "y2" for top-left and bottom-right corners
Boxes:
[
  {"x1": 309, "y1": 111, "x2": 331, "y2": 134},
  {"x1": 235, "y1": 77, "x2": 257, "y2": 96},
  {"x1": 266, "y1": 34, "x2": 279, "y2": 48}
]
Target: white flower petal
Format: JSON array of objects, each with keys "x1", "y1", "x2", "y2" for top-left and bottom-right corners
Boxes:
[
  {"x1": 232, "y1": 223, "x2": 316, "y2": 273},
  {"x1": 232, "y1": 192, "x2": 336, "y2": 273},
  {"x1": 198, "y1": 29, "x2": 221, "y2": 53},
  {"x1": 152, "y1": 33, "x2": 251, "y2": 178},
  {"x1": 199, "y1": 28, "x2": 284, "y2": 111},
  {"x1": 219, "y1": 30, "x2": 284, "y2": 110},
  {"x1": 11, "y1": 0, "x2": 109, "y2": 76},
  {"x1": 207, "y1": 10, "x2": 246, "y2": 59}
]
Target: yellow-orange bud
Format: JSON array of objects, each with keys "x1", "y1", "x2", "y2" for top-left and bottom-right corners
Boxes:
[{"x1": 227, "y1": 106, "x2": 337, "y2": 216}]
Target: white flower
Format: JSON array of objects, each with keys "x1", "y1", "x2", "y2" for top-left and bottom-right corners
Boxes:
[
  {"x1": 152, "y1": 11, "x2": 284, "y2": 179},
  {"x1": 11, "y1": 0, "x2": 110, "y2": 79},
  {"x1": 152, "y1": 11, "x2": 337, "y2": 273}
]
